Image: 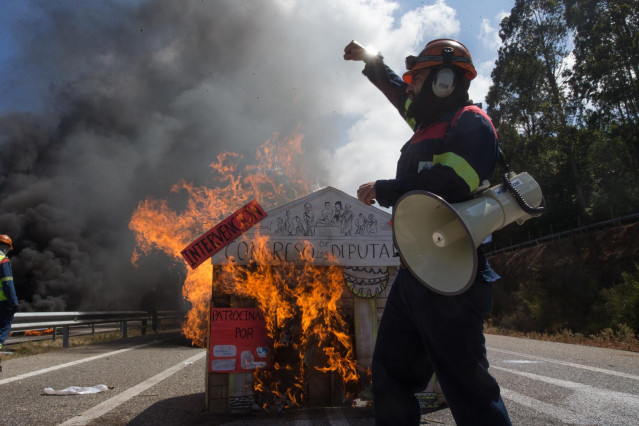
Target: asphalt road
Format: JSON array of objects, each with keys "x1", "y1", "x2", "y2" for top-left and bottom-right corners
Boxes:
[{"x1": 1, "y1": 332, "x2": 638, "y2": 425}]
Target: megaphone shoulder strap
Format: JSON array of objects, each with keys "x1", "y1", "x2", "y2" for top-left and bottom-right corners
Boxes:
[{"x1": 498, "y1": 148, "x2": 510, "y2": 173}]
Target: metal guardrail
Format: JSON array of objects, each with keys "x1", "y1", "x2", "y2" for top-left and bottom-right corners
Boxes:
[
  {"x1": 7, "y1": 311, "x2": 181, "y2": 348},
  {"x1": 486, "y1": 212, "x2": 639, "y2": 256}
]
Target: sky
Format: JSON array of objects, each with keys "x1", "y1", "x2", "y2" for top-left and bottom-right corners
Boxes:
[{"x1": 0, "y1": 0, "x2": 514, "y2": 310}]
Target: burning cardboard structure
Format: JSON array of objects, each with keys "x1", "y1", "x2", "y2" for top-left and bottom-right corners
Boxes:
[{"x1": 206, "y1": 186, "x2": 400, "y2": 413}]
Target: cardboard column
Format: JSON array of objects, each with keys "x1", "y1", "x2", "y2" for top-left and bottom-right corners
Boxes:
[
  {"x1": 353, "y1": 298, "x2": 377, "y2": 368},
  {"x1": 343, "y1": 265, "x2": 395, "y2": 369},
  {"x1": 206, "y1": 265, "x2": 225, "y2": 413},
  {"x1": 206, "y1": 265, "x2": 230, "y2": 413}
]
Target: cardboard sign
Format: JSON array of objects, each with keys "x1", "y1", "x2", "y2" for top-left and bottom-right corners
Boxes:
[
  {"x1": 209, "y1": 308, "x2": 274, "y2": 373},
  {"x1": 210, "y1": 186, "x2": 400, "y2": 268},
  {"x1": 181, "y1": 200, "x2": 267, "y2": 269}
]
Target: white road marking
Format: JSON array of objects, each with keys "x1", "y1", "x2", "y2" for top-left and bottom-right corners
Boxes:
[
  {"x1": 495, "y1": 365, "x2": 639, "y2": 425},
  {"x1": 499, "y1": 386, "x2": 592, "y2": 424},
  {"x1": 0, "y1": 340, "x2": 161, "y2": 386},
  {"x1": 488, "y1": 346, "x2": 639, "y2": 380},
  {"x1": 59, "y1": 350, "x2": 206, "y2": 426}
]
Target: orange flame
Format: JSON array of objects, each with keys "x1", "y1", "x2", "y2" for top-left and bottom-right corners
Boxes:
[
  {"x1": 222, "y1": 235, "x2": 360, "y2": 405},
  {"x1": 24, "y1": 328, "x2": 53, "y2": 336},
  {"x1": 129, "y1": 131, "x2": 360, "y2": 405},
  {"x1": 130, "y1": 132, "x2": 308, "y2": 345}
]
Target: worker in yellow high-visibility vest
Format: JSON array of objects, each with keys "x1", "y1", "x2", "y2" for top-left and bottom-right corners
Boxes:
[{"x1": 0, "y1": 234, "x2": 18, "y2": 373}]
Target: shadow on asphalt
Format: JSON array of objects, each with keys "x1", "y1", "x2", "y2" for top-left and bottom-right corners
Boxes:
[
  {"x1": 123, "y1": 333, "x2": 449, "y2": 425},
  {"x1": 127, "y1": 394, "x2": 451, "y2": 425},
  {"x1": 127, "y1": 393, "x2": 380, "y2": 425}
]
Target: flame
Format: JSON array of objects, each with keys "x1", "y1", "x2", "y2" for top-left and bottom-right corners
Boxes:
[
  {"x1": 222, "y1": 235, "x2": 360, "y2": 405},
  {"x1": 129, "y1": 131, "x2": 360, "y2": 405},
  {"x1": 130, "y1": 132, "x2": 308, "y2": 346},
  {"x1": 24, "y1": 328, "x2": 53, "y2": 336}
]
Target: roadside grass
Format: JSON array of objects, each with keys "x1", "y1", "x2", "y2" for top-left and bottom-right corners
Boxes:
[
  {"x1": 486, "y1": 321, "x2": 639, "y2": 353},
  {"x1": 3, "y1": 328, "x2": 158, "y2": 360}
]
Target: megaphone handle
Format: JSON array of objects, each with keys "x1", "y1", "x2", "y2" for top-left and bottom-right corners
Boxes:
[
  {"x1": 502, "y1": 173, "x2": 546, "y2": 214},
  {"x1": 499, "y1": 149, "x2": 546, "y2": 214}
]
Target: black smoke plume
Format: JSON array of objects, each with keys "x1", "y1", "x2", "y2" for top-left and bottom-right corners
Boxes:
[{"x1": 0, "y1": 0, "x2": 339, "y2": 311}]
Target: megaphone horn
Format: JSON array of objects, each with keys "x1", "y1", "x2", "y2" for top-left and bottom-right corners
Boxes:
[{"x1": 392, "y1": 172, "x2": 543, "y2": 295}]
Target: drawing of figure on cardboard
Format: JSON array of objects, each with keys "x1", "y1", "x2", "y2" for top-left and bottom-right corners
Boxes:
[
  {"x1": 355, "y1": 213, "x2": 367, "y2": 234},
  {"x1": 284, "y1": 210, "x2": 296, "y2": 235},
  {"x1": 332, "y1": 201, "x2": 344, "y2": 226},
  {"x1": 343, "y1": 204, "x2": 354, "y2": 235},
  {"x1": 316, "y1": 201, "x2": 333, "y2": 227},
  {"x1": 303, "y1": 202, "x2": 314, "y2": 236},
  {"x1": 275, "y1": 217, "x2": 286, "y2": 234},
  {"x1": 294, "y1": 216, "x2": 305, "y2": 235},
  {"x1": 366, "y1": 214, "x2": 378, "y2": 234}
]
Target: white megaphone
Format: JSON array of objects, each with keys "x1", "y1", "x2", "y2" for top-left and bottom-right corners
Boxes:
[{"x1": 392, "y1": 172, "x2": 544, "y2": 295}]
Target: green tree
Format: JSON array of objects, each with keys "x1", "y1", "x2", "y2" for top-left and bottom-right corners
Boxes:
[
  {"x1": 564, "y1": 0, "x2": 639, "y2": 126},
  {"x1": 598, "y1": 266, "x2": 639, "y2": 332},
  {"x1": 487, "y1": 0, "x2": 587, "y2": 220},
  {"x1": 563, "y1": 0, "x2": 639, "y2": 217}
]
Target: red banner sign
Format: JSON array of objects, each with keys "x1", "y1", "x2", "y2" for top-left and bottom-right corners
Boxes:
[
  {"x1": 208, "y1": 308, "x2": 274, "y2": 373},
  {"x1": 181, "y1": 200, "x2": 267, "y2": 269}
]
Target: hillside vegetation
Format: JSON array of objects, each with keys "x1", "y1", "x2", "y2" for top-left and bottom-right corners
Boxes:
[{"x1": 488, "y1": 222, "x2": 639, "y2": 344}]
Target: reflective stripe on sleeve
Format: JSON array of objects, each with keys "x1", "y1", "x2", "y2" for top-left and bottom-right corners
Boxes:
[
  {"x1": 432, "y1": 152, "x2": 480, "y2": 191},
  {"x1": 404, "y1": 98, "x2": 417, "y2": 130}
]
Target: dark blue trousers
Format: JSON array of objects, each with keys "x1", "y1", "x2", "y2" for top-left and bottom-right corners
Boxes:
[
  {"x1": 372, "y1": 268, "x2": 511, "y2": 425},
  {"x1": 0, "y1": 302, "x2": 15, "y2": 345}
]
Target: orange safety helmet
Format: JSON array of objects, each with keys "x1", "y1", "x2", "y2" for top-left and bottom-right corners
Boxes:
[
  {"x1": 403, "y1": 39, "x2": 477, "y2": 84},
  {"x1": 0, "y1": 234, "x2": 13, "y2": 251}
]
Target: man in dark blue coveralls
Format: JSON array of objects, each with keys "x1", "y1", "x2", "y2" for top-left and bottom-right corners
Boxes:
[{"x1": 344, "y1": 39, "x2": 511, "y2": 425}]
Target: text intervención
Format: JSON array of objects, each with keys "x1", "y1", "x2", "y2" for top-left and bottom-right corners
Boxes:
[{"x1": 181, "y1": 200, "x2": 267, "y2": 269}]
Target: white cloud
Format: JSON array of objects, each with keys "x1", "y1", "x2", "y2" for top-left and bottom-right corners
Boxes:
[
  {"x1": 321, "y1": 0, "x2": 461, "y2": 197},
  {"x1": 472, "y1": 10, "x2": 511, "y2": 107},
  {"x1": 479, "y1": 18, "x2": 501, "y2": 51},
  {"x1": 479, "y1": 10, "x2": 509, "y2": 52},
  {"x1": 326, "y1": 104, "x2": 414, "y2": 191},
  {"x1": 469, "y1": 59, "x2": 496, "y2": 107}
]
